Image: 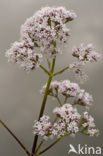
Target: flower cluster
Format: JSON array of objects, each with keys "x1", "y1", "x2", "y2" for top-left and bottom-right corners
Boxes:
[
  {"x1": 70, "y1": 43, "x2": 101, "y2": 82},
  {"x1": 70, "y1": 61, "x2": 88, "y2": 82},
  {"x1": 41, "y1": 80, "x2": 80, "y2": 97},
  {"x1": 41, "y1": 80, "x2": 93, "y2": 107},
  {"x1": 72, "y1": 44, "x2": 100, "y2": 62},
  {"x1": 21, "y1": 7, "x2": 76, "y2": 57},
  {"x1": 33, "y1": 104, "x2": 99, "y2": 140},
  {"x1": 33, "y1": 115, "x2": 53, "y2": 140},
  {"x1": 6, "y1": 7, "x2": 76, "y2": 71},
  {"x1": 77, "y1": 90, "x2": 93, "y2": 106},
  {"x1": 81, "y1": 112, "x2": 99, "y2": 136},
  {"x1": 59, "y1": 80, "x2": 80, "y2": 97},
  {"x1": 6, "y1": 41, "x2": 42, "y2": 71},
  {"x1": 53, "y1": 104, "x2": 81, "y2": 137}
]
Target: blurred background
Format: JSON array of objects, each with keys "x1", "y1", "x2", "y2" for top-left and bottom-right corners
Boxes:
[{"x1": 0, "y1": 0, "x2": 103, "y2": 156}]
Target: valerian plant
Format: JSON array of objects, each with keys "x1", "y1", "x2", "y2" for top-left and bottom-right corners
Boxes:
[{"x1": 0, "y1": 6, "x2": 101, "y2": 156}]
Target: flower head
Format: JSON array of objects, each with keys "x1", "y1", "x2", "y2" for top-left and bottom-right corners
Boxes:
[
  {"x1": 6, "y1": 41, "x2": 42, "y2": 71},
  {"x1": 88, "y1": 129, "x2": 99, "y2": 137},
  {"x1": 72, "y1": 43, "x2": 101, "y2": 62},
  {"x1": 77, "y1": 90, "x2": 93, "y2": 106},
  {"x1": 21, "y1": 7, "x2": 76, "y2": 57},
  {"x1": 58, "y1": 80, "x2": 80, "y2": 97},
  {"x1": 6, "y1": 7, "x2": 77, "y2": 71},
  {"x1": 33, "y1": 115, "x2": 53, "y2": 140},
  {"x1": 71, "y1": 43, "x2": 101, "y2": 82},
  {"x1": 53, "y1": 104, "x2": 81, "y2": 137},
  {"x1": 70, "y1": 61, "x2": 88, "y2": 82},
  {"x1": 33, "y1": 105, "x2": 99, "y2": 140},
  {"x1": 81, "y1": 112, "x2": 99, "y2": 136},
  {"x1": 41, "y1": 79, "x2": 93, "y2": 108},
  {"x1": 41, "y1": 80, "x2": 80, "y2": 98}
]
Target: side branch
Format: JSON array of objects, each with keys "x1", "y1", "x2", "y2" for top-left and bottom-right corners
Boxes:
[
  {"x1": 39, "y1": 65, "x2": 50, "y2": 75},
  {"x1": 39, "y1": 137, "x2": 62, "y2": 155},
  {"x1": 53, "y1": 66, "x2": 69, "y2": 76},
  {"x1": 0, "y1": 119, "x2": 30, "y2": 156}
]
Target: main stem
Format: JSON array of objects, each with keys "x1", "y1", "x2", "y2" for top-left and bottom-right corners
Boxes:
[{"x1": 32, "y1": 57, "x2": 56, "y2": 155}]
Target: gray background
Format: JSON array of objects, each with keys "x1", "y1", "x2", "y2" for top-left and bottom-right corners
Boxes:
[{"x1": 0, "y1": 0, "x2": 103, "y2": 156}]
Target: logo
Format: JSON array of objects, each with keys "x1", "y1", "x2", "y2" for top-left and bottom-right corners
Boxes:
[{"x1": 68, "y1": 144, "x2": 102, "y2": 155}]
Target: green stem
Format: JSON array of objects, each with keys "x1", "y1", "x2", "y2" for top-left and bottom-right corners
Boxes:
[
  {"x1": 53, "y1": 66, "x2": 69, "y2": 76},
  {"x1": 0, "y1": 119, "x2": 31, "y2": 156},
  {"x1": 64, "y1": 96, "x2": 68, "y2": 104},
  {"x1": 56, "y1": 96, "x2": 62, "y2": 106},
  {"x1": 32, "y1": 57, "x2": 56, "y2": 155},
  {"x1": 39, "y1": 65, "x2": 50, "y2": 76},
  {"x1": 52, "y1": 116, "x2": 58, "y2": 124},
  {"x1": 35, "y1": 140, "x2": 44, "y2": 155},
  {"x1": 39, "y1": 137, "x2": 62, "y2": 155},
  {"x1": 51, "y1": 57, "x2": 56, "y2": 73},
  {"x1": 46, "y1": 58, "x2": 51, "y2": 71}
]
